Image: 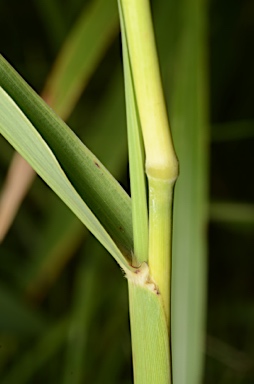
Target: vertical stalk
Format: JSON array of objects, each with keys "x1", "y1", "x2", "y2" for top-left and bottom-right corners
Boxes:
[
  {"x1": 119, "y1": 0, "x2": 178, "y2": 383},
  {"x1": 120, "y1": 0, "x2": 177, "y2": 180},
  {"x1": 120, "y1": 0, "x2": 178, "y2": 323},
  {"x1": 148, "y1": 178, "x2": 174, "y2": 324}
]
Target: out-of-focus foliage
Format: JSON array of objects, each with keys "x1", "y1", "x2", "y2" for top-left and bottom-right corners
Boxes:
[{"x1": 0, "y1": 0, "x2": 253, "y2": 383}]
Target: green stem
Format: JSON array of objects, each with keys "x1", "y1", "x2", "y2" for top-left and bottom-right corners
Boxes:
[
  {"x1": 119, "y1": 0, "x2": 179, "y2": 383},
  {"x1": 120, "y1": 0, "x2": 178, "y2": 324},
  {"x1": 128, "y1": 280, "x2": 171, "y2": 384},
  {"x1": 119, "y1": 0, "x2": 178, "y2": 182},
  {"x1": 148, "y1": 178, "x2": 174, "y2": 325}
]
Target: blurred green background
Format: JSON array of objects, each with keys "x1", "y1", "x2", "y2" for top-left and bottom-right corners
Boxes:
[{"x1": 0, "y1": 0, "x2": 254, "y2": 383}]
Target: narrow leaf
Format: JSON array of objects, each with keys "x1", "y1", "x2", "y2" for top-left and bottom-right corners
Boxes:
[
  {"x1": 0, "y1": 87, "x2": 133, "y2": 273},
  {"x1": 0, "y1": 55, "x2": 133, "y2": 257},
  {"x1": 170, "y1": 0, "x2": 209, "y2": 382}
]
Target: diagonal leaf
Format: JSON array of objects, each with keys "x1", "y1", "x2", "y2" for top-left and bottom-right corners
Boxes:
[
  {"x1": 0, "y1": 55, "x2": 133, "y2": 257},
  {"x1": 0, "y1": 87, "x2": 133, "y2": 273},
  {"x1": 24, "y1": 203, "x2": 85, "y2": 300},
  {"x1": 23, "y1": 69, "x2": 129, "y2": 299}
]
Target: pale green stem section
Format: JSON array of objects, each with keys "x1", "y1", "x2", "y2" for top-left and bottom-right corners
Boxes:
[
  {"x1": 148, "y1": 178, "x2": 174, "y2": 324},
  {"x1": 120, "y1": 0, "x2": 178, "y2": 182}
]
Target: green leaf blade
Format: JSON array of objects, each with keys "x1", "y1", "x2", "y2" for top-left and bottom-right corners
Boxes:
[
  {"x1": 0, "y1": 87, "x2": 133, "y2": 273},
  {"x1": 0, "y1": 55, "x2": 133, "y2": 258}
]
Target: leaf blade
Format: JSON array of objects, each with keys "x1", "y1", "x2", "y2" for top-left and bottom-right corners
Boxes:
[
  {"x1": 0, "y1": 55, "x2": 133, "y2": 257},
  {"x1": 0, "y1": 87, "x2": 133, "y2": 272}
]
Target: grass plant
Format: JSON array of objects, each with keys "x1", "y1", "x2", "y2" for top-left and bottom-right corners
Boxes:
[{"x1": 0, "y1": 0, "x2": 253, "y2": 383}]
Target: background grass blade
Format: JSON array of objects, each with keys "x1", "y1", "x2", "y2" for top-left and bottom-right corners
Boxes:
[
  {"x1": 33, "y1": 0, "x2": 67, "y2": 52},
  {"x1": 42, "y1": 0, "x2": 119, "y2": 119},
  {"x1": 169, "y1": 0, "x2": 209, "y2": 382},
  {"x1": 1, "y1": 318, "x2": 69, "y2": 384},
  {"x1": 0, "y1": 87, "x2": 132, "y2": 272},
  {"x1": 0, "y1": 283, "x2": 47, "y2": 335},
  {"x1": 210, "y1": 202, "x2": 254, "y2": 225},
  {"x1": 62, "y1": 238, "x2": 101, "y2": 384},
  {"x1": 0, "y1": 154, "x2": 35, "y2": 241}
]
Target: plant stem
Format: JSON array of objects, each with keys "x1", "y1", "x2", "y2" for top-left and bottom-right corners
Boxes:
[
  {"x1": 128, "y1": 280, "x2": 171, "y2": 384},
  {"x1": 148, "y1": 177, "x2": 174, "y2": 324},
  {"x1": 119, "y1": 0, "x2": 179, "y2": 383},
  {"x1": 119, "y1": 0, "x2": 178, "y2": 182},
  {"x1": 120, "y1": 0, "x2": 178, "y2": 323}
]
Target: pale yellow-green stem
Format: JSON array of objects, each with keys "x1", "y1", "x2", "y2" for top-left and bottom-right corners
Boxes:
[
  {"x1": 148, "y1": 178, "x2": 174, "y2": 323},
  {"x1": 120, "y1": 0, "x2": 177, "y2": 180},
  {"x1": 120, "y1": 0, "x2": 178, "y2": 323},
  {"x1": 119, "y1": 1, "x2": 178, "y2": 382}
]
